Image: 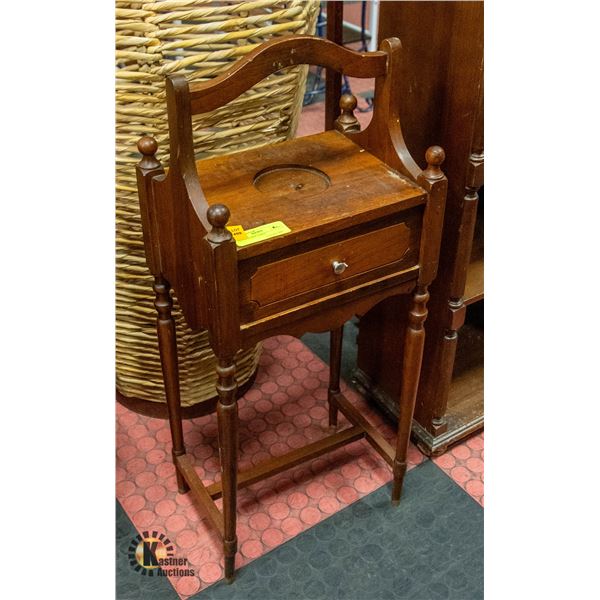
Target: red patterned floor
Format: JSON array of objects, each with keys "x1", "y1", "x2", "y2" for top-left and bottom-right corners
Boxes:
[
  {"x1": 434, "y1": 432, "x2": 484, "y2": 506},
  {"x1": 116, "y1": 335, "x2": 425, "y2": 598}
]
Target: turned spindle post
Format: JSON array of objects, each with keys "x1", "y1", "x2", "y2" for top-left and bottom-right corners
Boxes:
[
  {"x1": 392, "y1": 146, "x2": 446, "y2": 504},
  {"x1": 153, "y1": 276, "x2": 189, "y2": 494},
  {"x1": 391, "y1": 284, "x2": 429, "y2": 504},
  {"x1": 206, "y1": 204, "x2": 240, "y2": 583},
  {"x1": 431, "y1": 155, "x2": 481, "y2": 439},
  {"x1": 334, "y1": 93, "x2": 361, "y2": 133},
  {"x1": 328, "y1": 325, "x2": 344, "y2": 431},
  {"x1": 136, "y1": 136, "x2": 190, "y2": 495}
]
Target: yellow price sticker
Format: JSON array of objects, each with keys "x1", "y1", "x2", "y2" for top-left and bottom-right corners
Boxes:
[
  {"x1": 226, "y1": 224, "x2": 247, "y2": 241},
  {"x1": 229, "y1": 221, "x2": 291, "y2": 247}
]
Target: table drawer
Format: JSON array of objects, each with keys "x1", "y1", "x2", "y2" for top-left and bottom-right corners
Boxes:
[{"x1": 245, "y1": 214, "x2": 421, "y2": 311}]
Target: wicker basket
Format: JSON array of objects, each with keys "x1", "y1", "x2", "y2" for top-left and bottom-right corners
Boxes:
[{"x1": 116, "y1": 0, "x2": 319, "y2": 409}]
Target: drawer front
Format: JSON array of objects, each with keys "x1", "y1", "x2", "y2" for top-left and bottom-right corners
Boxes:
[{"x1": 245, "y1": 216, "x2": 421, "y2": 311}]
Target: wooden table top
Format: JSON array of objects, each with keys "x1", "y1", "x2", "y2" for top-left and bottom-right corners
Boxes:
[{"x1": 196, "y1": 131, "x2": 426, "y2": 259}]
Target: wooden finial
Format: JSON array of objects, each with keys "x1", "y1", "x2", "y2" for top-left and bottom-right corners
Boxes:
[
  {"x1": 334, "y1": 93, "x2": 360, "y2": 133},
  {"x1": 423, "y1": 145, "x2": 446, "y2": 180},
  {"x1": 206, "y1": 204, "x2": 232, "y2": 243},
  {"x1": 207, "y1": 204, "x2": 230, "y2": 229},
  {"x1": 137, "y1": 135, "x2": 161, "y2": 170}
]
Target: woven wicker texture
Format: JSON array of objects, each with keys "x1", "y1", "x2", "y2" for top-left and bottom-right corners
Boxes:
[{"x1": 116, "y1": 0, "x2": 319, "y2": 406}]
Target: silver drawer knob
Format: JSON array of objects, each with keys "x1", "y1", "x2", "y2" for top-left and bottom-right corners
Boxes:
[{"x1": 332, "y1": 260, "x2": 348, "y2": 275}]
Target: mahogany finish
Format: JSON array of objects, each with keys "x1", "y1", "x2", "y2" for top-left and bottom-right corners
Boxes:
[
  {"x1": 335, "y1": 93, "x2": 361, "y2": 133},
  {"x1": 188, "y1": 36, "x2": 387, "y2": 116},
  {"x1": 196, "y1": 131, "x2": 426, "y2": 259},
  {"x1": 354, "y1": 2, "x2": 484, "y2": 455},
  {"x1": 136, "y1": 35, "x2": 446, "y2": 582}
]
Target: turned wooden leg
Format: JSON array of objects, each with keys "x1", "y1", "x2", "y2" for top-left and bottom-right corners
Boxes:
[
  {"x1": 392, "y1": 286, "x2": 430, "y2": 505},
  {"x1": 428, "y1": 180, "x2": 478, "y2": 439},
  {"x1": 153, "y1": 275, "x2": 189, "y2": 494},
  {"x1": 216, "y1": 357, "x2": 239, "y2": 583},
  {"x1": 328, "y1": 325, "x2": 344, "y2": 431},
  {"x1": 431, "y1": 321, "x2": 460, "y2": 437}
]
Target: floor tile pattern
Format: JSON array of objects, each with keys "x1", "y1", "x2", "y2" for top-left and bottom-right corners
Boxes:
[
  {"x1": 116, "y1": 335, "x2": 424, "y2": 598},
  {"x1": 433, "y1": 433, "x2": 484, "y2": 506}
]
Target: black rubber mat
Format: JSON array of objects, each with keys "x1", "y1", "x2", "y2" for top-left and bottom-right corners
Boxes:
[{"x1": 193, "y1": 460, "x2": 483, "y2": 600}]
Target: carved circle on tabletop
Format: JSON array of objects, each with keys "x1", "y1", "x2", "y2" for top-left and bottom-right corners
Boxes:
[{"x1": 253, "y1": 164, "x2": 331, "y2": 195}]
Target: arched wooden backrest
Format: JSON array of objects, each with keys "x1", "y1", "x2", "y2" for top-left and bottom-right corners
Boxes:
[
  {"x1": 162, "y1": 35, "x2": 406, "y2": 230},
  {"x1": 164, "y1": 34, "x2": 417, "y2": 180},
  {"x1": 186, "y1": 35, "x2": 388, "y2": 115},
  {"x1": 161, "y1": 34, "x2": 424, "y2": 254}
]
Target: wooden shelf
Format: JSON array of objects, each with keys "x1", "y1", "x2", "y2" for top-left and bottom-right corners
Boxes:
[
  {"x1": 410, "y1": 306, "x2": 483, "y2": 455},
  {"x1": 410, "y1": 361, "x2": 484, "y2": 455},
  {"x1": 357, "y1": 349, "x2": 483, "y2": 457},
  {"x1": 444, "y1": 362, "x2": 484, "y2": 438},
  {"x1": 354, "y1": 314, "x2": 484, "y2": 456},
  {"x1": 440, "y1": 307, "x2": 484, "y2": 446},
  {"x1": 464, "y1": 255, "x2": 484, "y2": 305}
]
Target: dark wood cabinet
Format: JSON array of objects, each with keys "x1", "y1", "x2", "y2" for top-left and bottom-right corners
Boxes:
[{"x1": 354, "y1": 1, "x2": 484, "y2": 455}]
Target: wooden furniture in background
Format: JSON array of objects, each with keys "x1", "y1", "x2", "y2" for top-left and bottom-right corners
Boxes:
[
  {"x1": 136, "y1": 35, "x2": 446, "y2": 581},
  {"x1": 354, "y1": 1, "x2": 484, "y2": 455}
]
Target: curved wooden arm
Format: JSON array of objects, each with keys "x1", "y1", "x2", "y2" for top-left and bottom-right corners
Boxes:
[
  {"x1": 187, "y1": 35, "x2": 388, "y2": 115},
  {"x1": 348, "y1": 38, "x2": 421, "y2": 183},
  {"x1": 165, "y1": 73, "x2": 211, "y2": 233}
]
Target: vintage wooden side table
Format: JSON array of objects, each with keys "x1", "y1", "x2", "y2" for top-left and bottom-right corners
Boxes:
[{"x1": 136, "y1": 35, "x2": 447, "y2": 582}]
